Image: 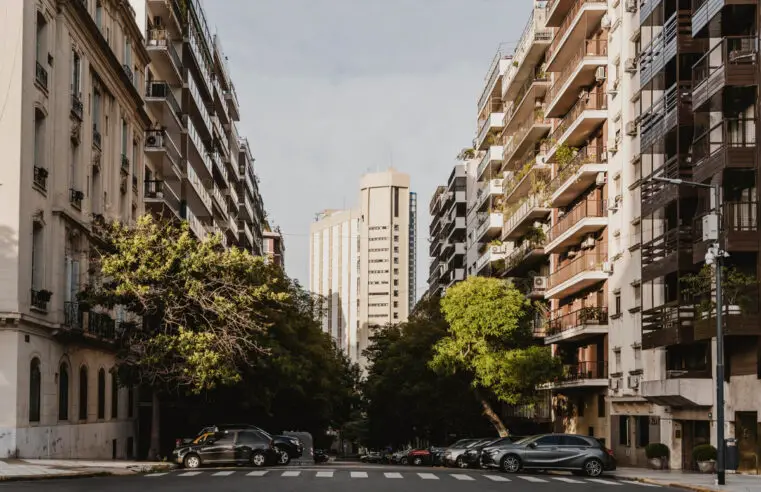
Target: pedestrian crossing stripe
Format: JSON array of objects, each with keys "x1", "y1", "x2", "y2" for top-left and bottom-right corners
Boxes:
[
  {"x1": 316, "y1": 471, "x2": 333, "y2": 478},
  {"x1": 211, "y1": 471, "x2": 235, "y2": 476},
  {"x1": 552, "y1": 477, "x2": 584, "y2": 483},
  {"x1": 350, "y1": 471, "x2": 368, "y2": 478},
  {"x1": 246, "y1": 470, "x2": 268, "y2": 476},
  {"x1": 177, "y1": 471, "x2": 202, "y2": 477},
  {"x1": 384, "y1": 472, "x2": 403, "y2": 478},
  {"x1": 281, "y1": 470, "x2": 301, "y2": 477},
  {"x1": 587, "y1": 478, "x2": 622, "y2": 485},
  {"x1": 145, "y1": 473, "x2": 169, "y2": 477},
  {"x1": 485, "y1": 474, "x2": 511, "y2": 482},
  {"x1": 418, "y1": 472, "x2": 439, "y2": 479},
  {"x1": 632, "y1": 482, "x2": 660, "y2": 487},
  {"x1": 517, "y1": 475, "x2": 549, "y2": 483},
  {"x1": 451, "y1": 474, "x2": 475, "y2": 481}
]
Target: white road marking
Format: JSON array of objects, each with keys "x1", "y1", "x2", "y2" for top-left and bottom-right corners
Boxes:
[
  {"x1": 145, "y1": 473, "x2": 169, "y2": 477},
  {"x1": 281, "y1": 471, "x2": 301, "y2": 477},
  {"x1": 451, "y1": 474, "x2": 475, "y2": 481},
  {"x1": 316, "y1": 471, "x2": 334, "y2": 478},
  {"x1": 517, "y1": 475, "x2": 549, "y2": 483},
  {"x1": 587, "y1": 478, "x2": 622, "y2": 485},
  {"x1": 418, "y1": 473, "x2": 439, "y2": 480},
  {"x1": 484, "y1": 474, "x2": 511, "y2": 482},
  {"x1": 211, "y1": 471, "x2": 235, "y2": 476},
  {"x1": 178, "y1": 471, "x2": 202, "y2": 477},
  {"x1": 552, "y1": 477, "x2": 584, "y2": 483},
  {"x1": 350, "y1": 471, "x2": 368, "y2": 478},
  {"x1": 384, "y1": 472, "x2": 403, "y2": 478},
  {"x1": 246, "y1": 470, "x2": 269, "y2": 476},
  {"x1": 632, "y1": 482, "x2": 661, "y2": 487}
]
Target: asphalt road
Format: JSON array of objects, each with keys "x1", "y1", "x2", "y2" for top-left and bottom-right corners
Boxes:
[{"x1": 0, "y1": 463, "x2": 675, "y2": 491}]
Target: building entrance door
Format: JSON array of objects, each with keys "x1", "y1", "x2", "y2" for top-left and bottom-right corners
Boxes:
[{"x1": 736, "y1": 411, "x2": 759, "y2": 474}]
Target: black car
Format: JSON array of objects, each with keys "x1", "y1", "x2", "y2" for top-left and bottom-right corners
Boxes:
[
  {"x1": 196, "y1": 424, "x2": 304, "y2": 465},
  {"x1": 173, "y1": 429, "x2": 276, "y2": 468},
  {"x1": 460, "y1": 437, "x2": 512, "y2": 468}
]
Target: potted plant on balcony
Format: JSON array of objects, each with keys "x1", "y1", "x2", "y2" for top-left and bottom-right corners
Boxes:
[
  {"x1": 524, "y1": 225, "x2": 546, "y2": 246},
  {"x1": 692, "y1": 444, "x2": 717, "y2": 473},
  {"x1": 645, "y1": 443, "x2": 669, "y2": 470},
  {"x1": 37, "y1": 290, "x2": 52, "y2": 303},
  {"x1": 457, "y1": 148, "x2": 476, "y2": 160}
]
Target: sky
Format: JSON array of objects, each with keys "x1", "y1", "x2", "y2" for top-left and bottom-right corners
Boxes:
[{"x1": 203, "y1": 0, "x2": 533, "y2": 298}]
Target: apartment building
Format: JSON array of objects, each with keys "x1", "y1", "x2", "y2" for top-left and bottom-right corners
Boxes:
[
  {"x1": 427, "y1": 165, "x2": 467, "y2": 297},
  {"x1": 0, "y1": 0, "x2": 150, "y2": 458},
  {"x1": 131, "y1": 0, "x2": 266, "y2": 254},
  {"x1": 263, "y1": 226, "x2": 285, "y2": 268},
  {"x1": 310, "y1": 169, "x2": 415, "y2": 367}
]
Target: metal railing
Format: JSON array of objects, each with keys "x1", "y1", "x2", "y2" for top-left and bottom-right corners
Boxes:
[
  {"x1": 547, "y1": 39, "x2": 608, "y2": 106},
  {"x1": 692, "y1": 117, "x2": 757, "y2": 167},
  {"x1": 478, "y1": 49, "x2": 511, "y2": 110},
  {"x1": 35, "y1": 61, "x2": 48, "y2": 90},
  {"x1": 555, "y1": 361, "x2": 608, "y2": 382},
  {"x1": 506, "y1": 70, "x2": 550, "y2": 126},
  {"x1": 69, "y1": 188, "x2": 84, "y2": 209},
  {"x1": 502, "y1": 193, "x2": 549, "y2": 237},
  {"x1": 693, "y1": 36, "x2": 758, "y2": 90},
  {"x1": 31, "y1": 289, "x2": 50, "y2": 311},
  {"x1": 547, "y1": 307, "x2": 609, "y2": 336},
  {"x1": 71, "y1": 94, "x2": 83, "y2": 120},
  {"x1": 694, "y1": 202, "x2": 759, "y2": 240},
  {"x1": 548, "y1": 88, "x2": 607, "y2": 145},
  {"x1": 503, "y1": 237, "x2": 545, "y2": 273},
  {"x1": 641, "y1": 226, "x2": 692, "y2": 265},
  {"x1": 33, "y1": 166, "x2": 48, "y2": 190},
  {"x1": 548, "y1": 246, "x2": 607, "y2": 288},
  {"x1": 546, "y1": 0, "x2": 607, "y2": 62},
  {"x1": 146, "y1": 81, "x2": 181, "y2": 115},
  {"x1": 503, "y1": 107, "x2": 548, "y2": 161},
  {"x1": 548, "y1": 199, "x2": 606, "y2": 244},
  {"x1": 146, "y1": 29, "x2": 182, "y2": 71},
  {"x1": 548, "y1": 146, "x2": 606, "y2": 195}
]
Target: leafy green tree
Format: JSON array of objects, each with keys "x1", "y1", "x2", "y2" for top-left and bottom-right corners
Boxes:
[{"x1": 431, "y1": 277, "x2": 561, "y2": 436}]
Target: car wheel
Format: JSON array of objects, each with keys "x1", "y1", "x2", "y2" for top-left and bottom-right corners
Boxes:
[
  {"x1": 277, "y1": 449, "x2": 291, "y2": 465},
  {"x1": 412, "y1": 456, "x2": 423, "y2": 466},
  {"x1": 500, "y1": 454, "x2": 521, "y2": 474},
  {"x1": 583, "y1": 458, "x2": 604, "y2": 477},
  {"x1": 400, "y1": 457, "x2": 409, "y2": 465},
  {"x1": 456, "y1": 457, "x2": 468, "y2": 469},
  {"x1": 183, "y1": 453, "x2": 201, "y2": 469},
  {"x1": 251, "y1": 451, "x2": 267, "y2": 468}
]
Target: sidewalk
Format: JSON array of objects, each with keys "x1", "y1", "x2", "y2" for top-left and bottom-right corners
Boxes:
[
  {"x1": 0, "y1": 459, "x2": 173, "y2": 481},
  {"x1": 611, "y1": 467, "x2": 761, "y2": 492}
]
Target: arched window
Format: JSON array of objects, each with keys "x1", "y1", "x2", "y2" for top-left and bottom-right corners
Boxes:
[
  {"x1": 29, "y1": 358, "x2": 41, "y2": 422},
  {"x1": 110, "y1": 371, "x2": 118, "y2": 419},
  {"x1": 97, "y1": 369, "x2": 106, "y2": 419},
  {"x1": 78, "y1": 366, "x2": 88, "y2": 421},
  {"x1": 58, "y1": 363, "x2": 69, "y2": 420}
]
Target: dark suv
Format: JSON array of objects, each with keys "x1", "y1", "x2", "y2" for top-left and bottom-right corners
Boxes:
[
  {"x1": 195, "y1": 424, "x2": 304, "y2": 465},
  {"x1": 481, "y1": 434, "x2": 616, "y2": 477},
  {"x1": 173, "y1": 429, "x2": 275, "y2": 468}
]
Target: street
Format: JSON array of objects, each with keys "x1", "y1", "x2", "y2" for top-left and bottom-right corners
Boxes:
[{"x1": 0, "y1": 464, "x2": 674, "y2": 492}]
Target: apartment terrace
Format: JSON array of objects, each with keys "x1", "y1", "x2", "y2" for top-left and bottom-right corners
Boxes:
[
  {"x1": 542, "y1": 360, "x2": 609, "y2": 389},
  {"x1": 503, "y1": 156, "x2": 550, "y2": 205},
  {"x1": 474, "y1": 212, "x2": 504, "y2": 243},
  {"x1": 548, "y1": 146, "x2": 607, "y2": 206},
  {"x1": 502, "y1": 6, "x2": 552, "y2": 102},
  {"x1": 545, "y1": 88, "x2": 607, "y2": 160},
  {"x1": 692, "y1": 35, "x2": 758, "y2": 111},
  {"x1": 639, "y1": 11, "x2": 705, "y2": 88},
  {"x1": 639, "y1": 84, "x2": 693, "y2": 151},
  {"x1": 479, "y1": 48, "x2": 512, "y2": 114},
  {"x1": 144, "y1": 179, "x2": 181, "y2": 220},
  {"x1": 641, "y1": 302, "x2": 696, "y2": 349},
  {"x1": 477, "y1": 145, "x2": 505, "y2": 180},
  {"x1": 692, "y1": 0, "x2": 759, "y2": 35},
  {"x1": 640, "y1": 155, "x2": 693, "y2": 216},
  {"x1": 641, "y1": 377, "x2": 713, "y2": 407},
  {"x1": 501, "y1": 106, "x2": 551, "y2": 167},
  {"x1": 504, "y1": 68, "x2": 550, "y2": 131},
  {"x1": 692, "y1": 285, "x2": 761, "y2": 338},
  {"x1": 476, "y1": 244, "x2": 508, "y2": 275},
  {"x1": 545, "y1": 0, "x2": 607, "y2": 73},
  {"x1": 146, "y1": 28, "x2": 182, "y2": 85},
  {"x1": 544, "y1": 306, "x2": 608, "y2": 344},
  {"x1": 545, "y1": 39, "x2": 607, "y2": 118},
  {"x1": 476, "y1": 98, "x2": 506, "y2": 150},
  {"x1": 186, "y1": 163, "x2": 213, "y2": 217},
  {"x1": 641, "y1": 226, "x2": 693, "y2": 282},
  {"x1": 502, "y1": 194, "x2": 551, "y2": 241},
  {"x1": 145, "y1": 81, "x2": 182, "y2": 130},
  {"x1": 501, "y1": 237, "x2": 546, "y2": 277},
  {"x1": 545, "y1": 198, "x2": 607, "y2": 254},
  {"x1": 693, "y1": 201, "x2": 760, "y2": 262},
  {"x1": 546, "y1": 246, "x2": 608, "y2": 299},
  {"x1": 473, "y1": 179, "x2": 504, "y2": 213},
  {"x1": 144, "y1": 129, "x2": 182, "y2": 180},
  {"x1": 691, "y1": 117, "x2": 757, "y2": 183}
]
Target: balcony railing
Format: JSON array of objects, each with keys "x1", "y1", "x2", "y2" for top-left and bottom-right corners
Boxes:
[
  {"x1": 554, "y1": 361, "x2": 608, "y2": 382},
  {"x1": 548, "y1": 199, "x2": 606, "y2": 243},
  {"x1": 71, "y1": 94, "x2": 84, "y2": 121},
  {"x1": 31, "y1": 289, "x2": 51, "y2": 311},
  {"x1": 478, "y1": 50, "x2": 511, "y2": 111},
  {"x1": 692, "y1": 36, "x2": 758, "y2": 108},
  {"x1": 694, "y1": 201, "x2": 759, "y2": 241},
  {"x1": 146, "y1": 81, "x2": 181, "y2": 115},
  {"x1": 641, "y1": 226, "x2": 692, "y2": 266},
  {"x1": 69, "y1": 188, "x2": 84, "y2": 209},
  {"x1": 547, "y1": 146, "x2": 606, "y2": 195},
  {"x1": 147, "y1": 28, "x2": 183, "y2": 71},
  {"x1": 547, "y1": 39, "x2": 608, "y2": 104},
  {"x1": 506, "y1": 70, "x2": 550, "y2": 125},
  {"x1": 548, "y1": 88, "x2": 607, "y2": 146},
  {"x1": 546, "y1": 0, "x2": 607, "y2": 63},
  {"x1": 503, "y1": 193, "x2": 549, "y2": 236},
  {"x1": 62, "y1": 302, "x2": 117, "y2": 340},
  {"x1": 547, "y1": 306, "x2": 608, "y2": 336},
  {"x1": 503, "y1": 237, "x2": 545, "y2": 273},
  {"x1": 33, "y1": 166, "x2": 48, "y2": 190},
  {"x1": 692, "y1": 117, "x2": 756, "y2": 168},
  {"x1": 503, "y1": 107, "x2": 548, "y2": 161},
  {"x1": 35, "y1": 61, "x2": 48, "y2": 90},
  {"x1": 549, "y1": 247, "x2": 607, "y2": 288},
  {"x1": 121, "y1": 154, "x2": 130, "y2": 175}
]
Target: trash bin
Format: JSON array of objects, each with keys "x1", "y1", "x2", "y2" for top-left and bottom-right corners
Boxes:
[{"x1": 725, "y1": 438, "x2": 738, "y2": 471}]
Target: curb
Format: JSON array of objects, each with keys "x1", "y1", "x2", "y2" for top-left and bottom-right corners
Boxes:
[
  {"x1": 0, "y1": 471, "x2": 114, "y2": 483},
  {"x1": 619, "y1": 476, "x2": 720, "y2": 492}
]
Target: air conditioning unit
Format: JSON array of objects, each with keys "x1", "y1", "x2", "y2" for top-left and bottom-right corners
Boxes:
[
  {"x1": 625, "y1": 0, "x2": 637, "y2": 13},
  {"x1": 626, "y1": 121, "x2": 638, "y2": 136},
  {"x1": 581, "y1": 236, "x2": 596, "y2": 249},
  {"x1": 595, "y1": 172, "x2": 606, "y2": 187},
  {"x1": 628, "y1": 375, "x2": 640, "y2": 389},
  {"x1": 624, "y1": 57, "x2": 637, "y2": 73},
  {"x1": 595, "y1": 66, "x2": 607, "y2": 82},
  {"x1": 602, "y1": 261, "x2": 614, "y2": 274},
  {"x1": 533, "y1": 276, "x2": 548, "y2": 291}
]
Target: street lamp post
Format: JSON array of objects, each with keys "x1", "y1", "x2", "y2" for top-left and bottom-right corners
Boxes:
[{"x1": 653, "y1": 177, "x2": 727, "y2": 485}]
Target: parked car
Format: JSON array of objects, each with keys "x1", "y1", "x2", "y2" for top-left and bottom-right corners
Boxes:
[
  {"x1": 390, "y1": 449, "x2": 410, "y2": 464},
  {"x1": 406, "y1": 446, "x2": 442, "y2": 466},
  {"x1": 314, "y1": 449, "x2": 329, "y2": 464},
  {"x1": 445, "y1": 438, "x2": 501, "y2": 468},
  {"x1": 460, "y1": 437, "x2": 513, "y2": 468},
  {"x1": 191, "y1": 424, "x2": 303, "y2": 465},
  {"x1": 173, "y1": 428, "x2": 276, "y2": 468},
  {"x1": 360, "y1": 451, "x2": 385, "y2": 463},
  {"x1": 430, "y1": 446, "x2": 447, "y2": 466},
  {"x1": 481, "y1": 434, "x2": 617, "y2": 477}
]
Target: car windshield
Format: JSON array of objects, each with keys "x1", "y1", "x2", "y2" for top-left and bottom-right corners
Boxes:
[{"x1": 450, "y1": 439, "x2": 471, "y2": 447}]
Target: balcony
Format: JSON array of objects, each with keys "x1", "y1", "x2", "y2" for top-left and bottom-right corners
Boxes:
[
  {"x1": 35, "y1": 61, "x2": 48, "y2": 91},
  {"x1": 33, "y1": 166, "x2": 48, "y2": 191},
  {"x1": 642, "y1": 226, "x2": 693, "y2": 282},
  {"x1": 71, "y1": 94, "x2": 83, "y2": 121},
  {"x1": 476, "y1": 145, "x2": 504, "y2": 180},
  {"x1": 502, "y1": 194, "x2": 551, "y2": 240},
  {"x1": 145, "y1": 129, "x2": 182, "y2": 179},
  {"x1": 642, "y1": 302, "x2": 696, "y2": 348},
  {"x1": 505, "y1": 70, "x2": 551, "y2": 129},
  {"x1": 546, "y1": 0, "x2": 576, "y2": 27},
  {"x1": 641, "y1": 155, "x2": 693, "y2": 216},
  {"x1": 444, "y1": 216, "x2": 466, "y2": 241},
  {"x1": 186, "y1": 164, "x2": 213, "y2": 217},
  {"x1": 690, "y1": 284, "x2": 761, "y2": 339},
  {"x1": 239, "y1": 219, "x2": 254, "y2": 247},
  {"x1": 184, "y1": 205, "x2": 207, "y2": 240},
  {"x1": 502, "y1": 107, "x2": 551, "y2": 167},
  {"x1": 545, "y1": 199, "x2": 607, "y2": 254},
  {"x1": 146, "y1": 29, "x2": 182, "y2": 84},
  {"x1": 502, "y1": 6, "x2": 553, "y2": 102},
  {"x1": 210, "y1": 182, "x2": 227, "y2": 218},
  {"x1": 92, "y1": 126, "x2": 102, "y2": 150},
  {"x1": 30, "y1": 289, "x2": 51, "y2": 311},
  {"x1": 545, "y1": 39, "x2": 608, "y2": 118},
  {"x1": 475, "y1": 212, "x2": 504, "y2": 243},
  {"x1": 545, "y1": 307, "x2": 608, "y2": 345},
  {"x1": 546, "y1": 247, "x2": 608, "y2": 299},
  {"x1": 691, "y1": 118, "x2": 756, "y2": 183},
  {"x1": 641, "y1": 378, "x2": 713, "y2": 407},
  {"x1": 188, "y1": 74, "x2": 213, "y2": 139},
  {"x1": 545, "y1": 0, "x2": 607, "y2": 73},
  {"x1": 503, "y1": 159, "x2": 550, "y2": 205},
  {"x1": 548, "y1": 146, "x2": 607, "y2": 207},
  {"x1": 640, "y1": 12, "x2": 706, "y2": 89},
  {"x1": 145, "y1": 81, "x2": 182, "y2": 128},
  {"x1": 443, "y1": 241, "x2": 466, "y2": 262},
  {"x1": 59, "y1": 302, "x2": 117, "y2": 344},
  {"x1": 692, "y1": 0, "x2": 758, "y2": 36},
  {"x1": 188, "y1": 23, "x2": 213, "y2": 99},
  {"x1": 479, "y1": 50, "x2": 512, "y2": 114},
  {"x1": 639, "y1": 84, "x2": 693, "y2": 151},
  {"x1": 694, "y1": 202, "x2": 759, "y2": 262},
  {"x1": 543, "y1": 361, "x2": 609, "y2": 390},
  {"x1": 476, "y1": 244, "x2": 508, "y2": 274},
  {"x1": 225, "y1": 85, "x2": 241, "y2": 122},
  {"x1": 473, "y1": 179, "x2": 504, "y2": 213},
  {"x1": 444, "y1": 268, "x2": 465, "y2": 288},
  {"x1": 476, "y1": 108, "x2": 506, "y2": 151},
  {"x1": 144, "y1": 180, "x2": 181, "y2": 219},
  {"x1": 545, "y1": 89, "x2": 607, "y2": 159},
  {"x1": 692, "y1": 36, "x2": 758, "y2": 111},
  {"x1": 502, "y1": 237, "x2": 546, "y2": 277},
  {"x1": 239, "y1": 192, "x2": 255, "y2": 222},
  {"x1": 187, "y1": 117, "x2": 214, "y2": 181}
]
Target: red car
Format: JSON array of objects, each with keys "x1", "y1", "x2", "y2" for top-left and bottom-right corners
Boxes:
[{"x1": 405, "y1": 446, "x2": 445, "y2": 466}]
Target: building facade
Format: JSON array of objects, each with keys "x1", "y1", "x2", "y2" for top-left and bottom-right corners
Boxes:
[
  {"x1": 427, "y1": 165, "x2": 467, "y2": 297},
  {"x1": 263, "y1": 226, "x2": 285, "y2": 268},
  {"x1": 310, "y1": 169, "x2": 414, "y2": 367}
]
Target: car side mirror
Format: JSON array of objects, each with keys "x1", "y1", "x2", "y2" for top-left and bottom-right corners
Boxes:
[{"x1": 528, "y1": 442, "x2": 537, "y2": 449}]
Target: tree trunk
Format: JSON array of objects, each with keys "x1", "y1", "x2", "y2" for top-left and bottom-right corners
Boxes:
[
  {"x1": 147, "y1": 391, "x2": 161, "y2": 460},
  {"x1": 474, "y1": 388, "x2": 509, "y2": 437}
]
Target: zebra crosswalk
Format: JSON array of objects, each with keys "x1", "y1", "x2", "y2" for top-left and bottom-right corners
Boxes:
[{"x1": 144, "y1": 469, "x2": 659, "y2": 486}]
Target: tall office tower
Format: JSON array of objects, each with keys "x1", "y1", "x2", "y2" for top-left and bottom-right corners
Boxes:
[
  {"x1": 409, "y1": 192, "x2": 418, "y2": 308},
  {"x1": 310, "y1": 169, "x2": 413, "y2": 367}
]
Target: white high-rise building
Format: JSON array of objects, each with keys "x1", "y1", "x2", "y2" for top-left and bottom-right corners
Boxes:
[{"x1": 310, "y1": 169, "x2": 414, "y2": 367}]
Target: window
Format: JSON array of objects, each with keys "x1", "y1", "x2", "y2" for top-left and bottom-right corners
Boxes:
[
  {"x1": 58, "y1": 363, "x2": 69, "y2": 420},
  {"x1": 394, "y1": 235, "x2": 399, "y2": 242},
  {"x1": 237, "y1": 431, "x2": 264, "y2": 445},
  {"x1": 562, "y1": 436, "x2": 590, "y2": 446},
  {"x1": 636, "y1": 416, "x2": 650, "y2": 448},
  {"x1": 634, "y1": 347, "x2": 642, "y2": 371},
  {"x1": 95, "y1": 1, "x2": 103, "y2": 30},
  {"x1": 97, "y1": 368, "x2": 106, "y2": 419},
  {"x1": 29, "y1": 358, "x2": 41, "y2": 422},
  {"x1": 111, "y1": 371, "x2": 118, "y2": 419},
  {"x1": 393, "y1": 279, "x2": 398, "y2": 286},
  {"x1": 598, "y1": 394, "x2": 606, "y2": 417},
  {"x1": 614, "y1": 349, "x2": 621, "y2": 373},
  {"x1": 393, "y1": 290, "x2": 398, "y2": 297},
  {"x1": 619, "y1": 416, "x2": 630, "y2": 446},
  {"x1": 34, "y1": 109, "x2": 45, "y2": 171},
  {"x1": 393, "y1": 258, "x2": 398, "y2": 264},
  {"x1": 633, "y1": 284, "x2": 641, "y2": 309},
  {"x1": 393, "y1": 246, "x2": 399, "y2": 253},
  {"x1": 393, "y1": 312, "x2": 399, "y2": 319},
  {"x1": 79, "y1": 366, "x2": 88, "y2": 420},
  {"x1": 92, "y1": 88, "x2": 101, "y2": 134},
  {"x1": 121, "y1": 119, "x2": 128, "y2": 157},
  {"x1": 614, "y1": 293, "x2": 621, "y2": 316},
  {"x1": 393, "y1": 301, "x2": 398, "y2": 308},
  {"x1": 124, "y1": 37, "x2": 132, "y2": 67},
  {"x1": 127, "y1": 385, "x2": 134, "y2": 418},
  {"x1": 31, "y1": 222, "x2": 43, "y2": 291},
  {"x1": 214, "y1": 433, "x2": 236, "y2": 445},
  {"x1": 535, "y1": 435, "x2": 562, "y2": 446},
  {"x1": 393, "y1": 187, "x2": 399, "y2": 218},
  {"x1": 71, "y1": 51, "x2": 81, "y2": 96},
  {"x1": 36, "y1": 12, "x2": 46, "y2": 62},
  {"x1": 132, "y1": 140, "x2": 138, "y2": 176}
]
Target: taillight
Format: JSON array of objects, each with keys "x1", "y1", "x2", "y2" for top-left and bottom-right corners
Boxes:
[
  {"x1": 175, "y1": 439, "x2": 182, "y2": 448},
  {"x1": 606, "y1": 448, "x2": 615, "y2": 457}
]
